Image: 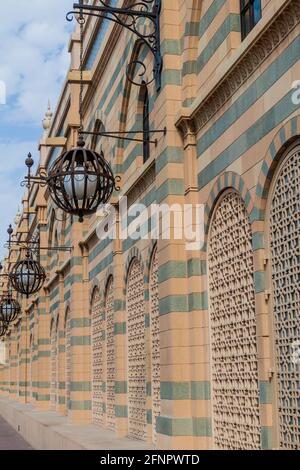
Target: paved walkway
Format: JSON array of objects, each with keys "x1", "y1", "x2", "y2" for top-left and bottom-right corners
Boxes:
[{"x1": 0, "y1": 415, "x2": 33, "y2": 450}]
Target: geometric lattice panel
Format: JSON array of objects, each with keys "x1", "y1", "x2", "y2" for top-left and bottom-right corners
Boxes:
[
  {"x1": 127, "y1": 259, "x2": 147, "y2": 441},
  {"x1": 65, "y1": 310, "x2": 71, "y2": 414},
  {"x1": 150, "y1": 248, "x2": 160, "y2": 444},
  {"x1": 106, "y1": 278, "x2": 116, "y2": 430},
  {"x1": 30, "y1": 335, "x2": 34, "y2": 402},
  {"x1": 50, "y1": 320, "x2": 58, "y2": 410},
  {"x1": 270, "y1": 146, "x2": 300, "y2": 449},
  {"x1": 208, "y1": 191, "x2": 261, "y2": 450},
  {"x1": 92, "y1": 288, "x2": 106, "y2": 426}
]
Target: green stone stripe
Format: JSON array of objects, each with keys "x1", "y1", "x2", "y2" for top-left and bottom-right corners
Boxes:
[
  {"x1": 199, "y1": 0, "x2": 226, "y2": 37},
  {"x1": 89, "y1": 253, "x2": 113, "y2": 280},
  {"x1": 259, "y1": 381, "x2": 272, "y2": 404},
  {"x1": 156, "y1": 179, "x2": 184, "y2": 202},
  {"x1": 38, "y1": 351, "x2": 51, "y2": 358},
  {"x1": 188, "y1": 292, "x2": 208, "y2": 311},
  {"x1": 254, "y1": 271, "x2": 265, "y2": 294},
  {"x1": 198, "y1": 90, "x2": 300, "y2": 188},
  {"x1": 89, "y1": 237, "x2": 112, "y2": 263},
  {"x1": 261, "y1": 427, "x2": 273, "y2": 450},
  {"x1": 156, "y1": 147, "x2": 184, "y2": 173},
  {"x1": 157, "y1": 417, "x2": 212, "y2": 437},
  {"x1": 114, "y1": 322, "x2": 126, "y2": 335},
  {"x1": 115, "y1": 405, "x2": 128, "y2": 418},
  {"x1": 182, "y1": 60, "x2": 197, "y2": 77},
  {"x1": 115, "y1": 381, "x2": 127, "y2": 394},
  {"x1": 50, "y1": 301, "x2": 59, "y2": 313},
  {"x1": 187, "y1": 259, "x2": 207, "y2": 277},
  {"x1": 158, "y1": 261, "x2": 187, "y2": 283},
  {"x1": 70, "y1": 318, "x2": 91, "y2": 328},
  {"x1": 70, "y1": 336, "x2": 91, "y2": 346},
  {"x1": 36, "y1": 382, "x2": 51, "y2": 389},
  {"x1": 37, "y1": 394, "x2": 50, "y2": 402},
  {"x1": 197, "y1": 36, "x2": 300, "y2": 157},
  {"x1": 161, "y1": 38, "x2": 182, "y2": 56},
  {"x1": 68, "y1": 274, "x2": 83, "y2": 285},
  {"x1": 114, "y1": 300, "x2": 124, "y2": 312},
  {"x1": 160, "y1": 295, "x2": 188, "y2": 315},
  {"x1": 70, "y1": 381, "x2": 91, "y2": 392},
  {"x1": 252, "y1": 232, "x2": 265, "y2": 251},
  {"x1": 69, "y1": 400, "x2": 92, "y2": 410},
  {"x1": 38, "y1": 338, "x2": 51, "y2": 346},
  {"x1": 64, "y1": 290, "x2": 71, "y2": 301},
  {"x1": 184, "y1": 22, "x2": 199, "y2": 37},
  {"x1": 161, "y1": 381, "x2": 211, "y2": 400},
  {"x1": 161, "y1": 69, "x2": 182, "y2": 88},
  {"x1": 197, "y1": 14, "x2": 240, "y2": 73}
]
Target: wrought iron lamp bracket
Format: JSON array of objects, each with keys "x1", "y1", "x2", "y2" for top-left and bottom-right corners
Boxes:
[
  {"x1": 67, "y1": 0, "x2": 163, "y2": 91},
  {"x1": 81, "y1": 126, "x2": 166, "y2": 147}
]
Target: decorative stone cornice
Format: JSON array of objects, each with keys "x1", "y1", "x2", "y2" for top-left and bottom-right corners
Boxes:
[
  {"x1": 127, "y1": 162, "x2": 155, "y2": 207},
  {"x1": 176, "y1": 0, "x2": 300, "y2": 139}
]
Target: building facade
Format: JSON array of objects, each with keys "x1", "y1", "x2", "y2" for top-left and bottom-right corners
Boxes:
[{"x1": 0, "y1": 0, "x2": 300, "y2": 450}]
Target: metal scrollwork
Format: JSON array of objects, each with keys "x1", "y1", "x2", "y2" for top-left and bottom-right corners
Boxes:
[
  {"x1": 114, "y1": 175, "x2": 121, "y2": 192},
  {"x1": 67, "y1": 0, "x2": 163, "y2": 91}
]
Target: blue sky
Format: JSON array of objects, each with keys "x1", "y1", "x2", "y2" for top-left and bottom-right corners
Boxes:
[{"x1": 0, "y1": 0, "x2": 73, "y2": 260}]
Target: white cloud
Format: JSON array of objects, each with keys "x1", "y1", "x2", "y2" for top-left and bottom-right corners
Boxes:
[
  {"x1": 0, "y1": 1, "x2": 74, "y2": 259},
  {"x1": 0, "y1": 0, "x2": 72, "y2": 124}
]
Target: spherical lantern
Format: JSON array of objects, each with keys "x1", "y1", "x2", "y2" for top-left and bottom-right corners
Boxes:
[
  {"x1": 9, "y1": 254, "x2": 46, "y2": 298},
  {"x1": 46, "y1": 138, "x2": 116, "y2": 222},
  {"x1": 0, "y1": 295, "x2": 21, "y2": 324}
]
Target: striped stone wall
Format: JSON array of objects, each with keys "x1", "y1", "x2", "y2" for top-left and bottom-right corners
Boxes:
[{"x1": 0, "y1": 0, "x2": 299, "y2": 450}]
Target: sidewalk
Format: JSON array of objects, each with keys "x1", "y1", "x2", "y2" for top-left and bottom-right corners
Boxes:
[
  {"x1": 0, "y1": 415, "x2": 33, "y2": 450},
  {"x1": 0, "y1": 398, "x2": 154, "y2": 450}
]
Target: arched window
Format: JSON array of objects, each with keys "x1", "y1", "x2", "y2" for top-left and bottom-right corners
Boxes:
[
  {"x1": 149, "y1": 247, "x2": 160, "y2": 444},
  {"x1": 105, "y1": 277, "x2": 115, "y2": 430},
  {"x1": 91, "y1": 287, "x2": 106, "y2": 426},
  {"x1": 208, "y1": 191, "x2": 260, "y2": 449},
  {"x1": 65, "y1": 308, "x2": 71, "y2": 414},
  {"x1": 142, "y1": 85, "x2": 150, "y2": 164},
  {"x1": 268, "y1": 144, "x2": 300, "y2": 449},
  {"x1": 126, "y1": 258, "x2": 147, "y2": 440},
  {"x1": 240, "y1": 0, "x2": 262, "y2": 40}
]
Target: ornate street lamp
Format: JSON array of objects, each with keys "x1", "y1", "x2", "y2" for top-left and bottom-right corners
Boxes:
[
  {"x1": 1, "y1": 221, "x2": 71, "y2": 299},
  {"x1": 9, "y1": 252, "x2": 46, "y2": 299},
  {"x1": 0, "y1": 292, "x2": 21, "y2": 324},
  {"x1": 46, "y1": 137, "x2": 116, "y2": 223}
]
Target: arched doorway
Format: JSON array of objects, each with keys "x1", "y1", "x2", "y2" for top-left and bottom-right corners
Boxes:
[
  {"x1": 208, "y1": 190, "x2": 261, "y2": 449},
  {"x1": 126, "y1": 258, "x2": 147, "y2": 440},
  {"x1": 268, "y1": 143, "x2": 300, "y2": 449}
]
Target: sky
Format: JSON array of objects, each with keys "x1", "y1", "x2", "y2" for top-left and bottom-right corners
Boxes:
[{"x1": 0, "y1": 0, "x2": 73, "y2": 261}]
